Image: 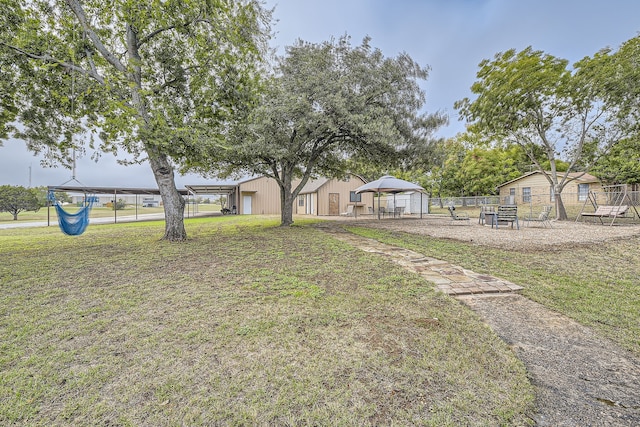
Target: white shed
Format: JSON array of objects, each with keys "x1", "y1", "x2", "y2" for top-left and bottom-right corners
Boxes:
[{"x1": 385, "y1": 191, "x2": 429, "y2": 215}]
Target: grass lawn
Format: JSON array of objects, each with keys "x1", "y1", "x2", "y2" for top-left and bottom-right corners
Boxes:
[
  {"x1": 347, "y1": 226, "x2": 640, "y2": 357},
  {"x1": 0, "y1": 216, "x2": 534, "y2": 426}
]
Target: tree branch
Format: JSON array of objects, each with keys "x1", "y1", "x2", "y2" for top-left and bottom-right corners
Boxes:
[
  {"x1": 1, "y1": 42, "x2": 105, "y2": 85},
  {"x1": 138, "y1": 15, "x2": 210, "y2": 47},
  {"x1": 65, "y1": 0, "x2": 126, "y2": 73},
  {"x1": 138, "y1": 26, "x2": 175, "y2": 47}
]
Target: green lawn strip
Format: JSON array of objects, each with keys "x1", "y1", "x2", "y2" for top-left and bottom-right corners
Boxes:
[
  {"x1": 1, "y1": 217, "x2": 533, "y2": 425},
  {"x1": 346, "y1": 226, "x2": 640, "y2": 356}
]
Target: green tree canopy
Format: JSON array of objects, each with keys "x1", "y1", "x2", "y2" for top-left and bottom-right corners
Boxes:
[
  {"x1": 421, "y1": 136, "x2": 529, "y2": 200},
  {"x1": 599, "y1": 35, "x2": 640, "y2": 131},
  {"x1": 0, "y1": 185, "x2": 40, "y2": 220},
  {"x1": 456, "y1": 145, "x2": 524, "y2": 196},
  {"x1": 456, "y1": 46, "x2": 627, "y2": 220},
  {"x1": 591, "y1": 138, "x2": 640, "y2": 185},
  {"x1": 1, "y1": 0, "x2": 271, "y2": 240},
  {"x1": 591, "y1": 34, "x2": 640, "y2": 186},
  {"x1": 197, "y1": 36, "x2": 445, "y2": 226}
]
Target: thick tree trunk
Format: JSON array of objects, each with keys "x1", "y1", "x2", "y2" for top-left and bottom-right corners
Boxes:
[
  {"x1": 124, "y1": 25, "x2": 186, "y2": 241},
  {"x1": 555, "y1": 191, "x2": 569, "y2": 221},
  {"x1": 148, "y1": 149, "x2": 187, "y2": 241},
  {"x1": 280, "y1": 179, "x2": 294, "y2": 226}
]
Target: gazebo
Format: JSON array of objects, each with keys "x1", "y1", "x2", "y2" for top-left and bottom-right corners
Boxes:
[{"x1": 355, "y1": 175, "x2": 426, "y2": 219}]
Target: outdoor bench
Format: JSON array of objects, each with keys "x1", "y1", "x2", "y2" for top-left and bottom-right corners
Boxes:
[
  {"x1": 492, "y1": 205, "x2": 520, "y2": 229},
  {"x1": 580, "y1": 205, "x2": 628, "y2": 218},
  {"x1": 580, "y1": 205, "x2": 628, "y2": 225}
]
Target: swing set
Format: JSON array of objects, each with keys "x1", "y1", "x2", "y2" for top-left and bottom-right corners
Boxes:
[{"x1": 576, "y1": 184, "x2": 639, "y2": 225}]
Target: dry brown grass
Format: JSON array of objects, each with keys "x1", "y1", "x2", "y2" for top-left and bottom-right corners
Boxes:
[{"x1": 0, "y1": 216, "x2": 534, "y2": 426}]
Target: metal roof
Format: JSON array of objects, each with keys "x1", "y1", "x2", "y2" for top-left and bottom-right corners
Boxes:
[
  {"x1": 48, "y1": 184, "x2": 239, "y2": 196},
  {"x1": 47, "y1": 185, "x2": 190, "y2": 196},
  {"x1": 185, "y1": 184, "x2": 238, "y2": 194},
  {"x1": 298, "y1": 178, "x2": 329, "y2": 194}
]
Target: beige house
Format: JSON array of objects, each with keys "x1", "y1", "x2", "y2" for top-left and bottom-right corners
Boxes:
[
  {"x1": 497, "y1": 171, "x2": 601, "y2": 206},
  {"x1": 237, "y1": 174, "x2": 374, "y2": 216}
]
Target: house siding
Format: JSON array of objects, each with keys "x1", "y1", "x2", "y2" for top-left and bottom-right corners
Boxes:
[
  {"x1": 295, "y1": 192, "x2": 318, "y2": 215},
  {"x1": 239, "y1": 175, "x2": 373, "y2": 216},
  {"x1": 238, "y1": 176, "x2": 283, "y2": 215},
  {"x1": 498, "y1": 172, "x2": 602, "y2": 206},
  {"x1": 314, "y1": 175, "x2": 373, "y2": 216}
]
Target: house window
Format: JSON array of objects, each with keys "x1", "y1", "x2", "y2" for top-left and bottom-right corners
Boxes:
[
  {"x1": 522, "y1": 187, "x2": 531, "y2": 203},
  {"x1": 298, "y1": 195, "x2": 304, "y2": 206},
  {"x1": 578, "y1": 184, "x2": 589, "y2": 201},
  {"x1": 502, "y1": 188, "x2": 516, "y2": 205},
  {"x1": 350, "y1": 191, "x2": 361, "y2": 203}
]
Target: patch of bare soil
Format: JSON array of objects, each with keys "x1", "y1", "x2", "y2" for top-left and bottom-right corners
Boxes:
[{"x1": 327, "y1": 217, "x2": 640, "y2": 425}]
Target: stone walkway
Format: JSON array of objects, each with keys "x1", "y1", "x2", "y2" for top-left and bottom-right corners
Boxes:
[
  {"x1": 317, "y1": 223, "x2": 640, "y2": 426},
  {"x1": 318, "y1": 223, "x2": 523, "y2": 296}
]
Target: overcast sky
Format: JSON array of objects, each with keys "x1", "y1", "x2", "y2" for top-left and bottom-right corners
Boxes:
[{"x1": 2, "y1": 0, "x2": 639, "y2": 188}]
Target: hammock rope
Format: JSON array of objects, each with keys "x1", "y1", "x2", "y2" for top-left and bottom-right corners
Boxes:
[{"x1": 48, "y1": 191, "x2": 97, "y2": 236}]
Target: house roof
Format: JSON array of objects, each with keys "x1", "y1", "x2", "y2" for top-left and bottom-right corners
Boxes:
[
  {"x1": 497, "y1": 171, "x2": 600, "y2": 188},
  {"x1": 298, "y1": 178, "x2": 330, "y2": 194},
  {"x1": 237, "y1": 175, "x2": 264, "y2": 185},
  {"x1": 235, "y1": 173, "x2": 367, "y2": 194}
]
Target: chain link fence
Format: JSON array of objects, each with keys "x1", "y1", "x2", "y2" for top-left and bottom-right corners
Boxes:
[{"x1": 430, "y1": 191, "x2": 640, "y2": 221}]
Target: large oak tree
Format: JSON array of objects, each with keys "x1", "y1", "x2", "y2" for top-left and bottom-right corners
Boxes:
[
  {"x1": 456, "y1": 47, "x2": 627, "y2": 220},
  {"x1": 198, "y1": 36, "x2": 445, "y2": 226},
  {"x1": 0, "y1": 0, "x2": 270, "y2": 240}
]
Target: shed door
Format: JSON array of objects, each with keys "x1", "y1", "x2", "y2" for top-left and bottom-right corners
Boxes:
[
  {"x1": 308, "y1": 194, "x2": 315, "y2": 215},
  {"x1": 243, "y1": 195, "x2": 252, "y2": 214},
  {"x1": 329, "y1": 193, "x2": 340, "y2": 216}
]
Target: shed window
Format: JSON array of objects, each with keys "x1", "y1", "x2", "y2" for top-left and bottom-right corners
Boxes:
[
  {"x1": 522, "y1": 187, "x2": 531, "y2": 203},
  {"x1": 298, "y1": 195, "x2": 304, "y2": 206},
  {"x1": 578, "y1": 184, "x2": 589, "y2": 201},
  {"x1": 350, "y1": 191, "x2": 361, "y2": 203}
]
